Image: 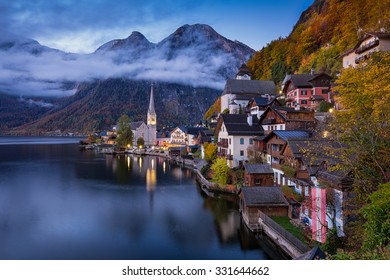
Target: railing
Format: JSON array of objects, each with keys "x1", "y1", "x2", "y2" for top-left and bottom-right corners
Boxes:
[
  {"x1": 217, "y1": 141, "x2": 228, "y2": 148},
  {"x1": 258, "y1": 211, "x2": 310, "y2": 254}
]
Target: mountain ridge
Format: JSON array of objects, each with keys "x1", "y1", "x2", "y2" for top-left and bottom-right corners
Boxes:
[{"x1": 0, "y1": 23, "x2": 255, "y2": 134}]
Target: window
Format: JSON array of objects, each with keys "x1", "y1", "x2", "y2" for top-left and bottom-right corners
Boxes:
[
  {"x1": 240, "y1": 138, "x2": 244, "y2": 144},
  {"x1": 301, "y1": 90, "x2": 307, "y2": 95},
  {"x1": 255, "y1": 178, "x2": 262, "y2": 185},
  {"x1": 322, "y1": 89, "x2": 329, "y2": 94},
  {"x1": 240, "y1": 150, "x2": 244, "y2": 156},
  {"x1": 229, "y1": 138, "x2": 231, "y2": 145},
  {"x1": 301, "y1": 100, "x2": 308, "y2": 104},
  {"x1": 249, "y1": 138, "x2": 253, "y2": 145}
]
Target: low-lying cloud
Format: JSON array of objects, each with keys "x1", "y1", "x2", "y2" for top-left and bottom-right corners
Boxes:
[{"x1": 0, "y1": 38, "x2": 235, "y2": 97}]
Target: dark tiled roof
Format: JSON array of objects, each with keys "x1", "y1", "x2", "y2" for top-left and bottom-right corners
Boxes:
[
  {"x1": 273, "y1": 130, "x2": 310, "y2": 141},
  {"x1": 236, "y1": 63, "x2": 252, "y2": 76},
  {"x1": 283, "y1": 73, "x2": 332, "y2": 89},
  {"x1": 185, "y1": 126, "x2": 208, "y2": 136},
  {"x1": 244, "y1": 163, "x2": 274, "y2": 174},
  {"x1": 252, "y1": 96, "x2": 277, "y2": 106},
  {"x1": 222, "y1": 79, "x2": 276, "y2": 96},
  {"x1": 220, "y1": 114, "x2": 263, "y2": 136},
  {"x1": 241, "y1": 187, "x2": 289, "y2": 206}
]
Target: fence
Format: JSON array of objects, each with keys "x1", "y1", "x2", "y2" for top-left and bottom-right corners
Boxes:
[{"x1": 258, "y1": 211, "x2": 310, "y2": 254}]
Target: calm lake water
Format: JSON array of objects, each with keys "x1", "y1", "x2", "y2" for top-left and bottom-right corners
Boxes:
[{"x1": 0, "y1": 137, "x2": 282, "y2": 260}]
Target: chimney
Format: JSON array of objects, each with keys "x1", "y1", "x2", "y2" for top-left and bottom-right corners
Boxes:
[{"x1": 247, "y1": 114, "x2": 253, "y2": 126}]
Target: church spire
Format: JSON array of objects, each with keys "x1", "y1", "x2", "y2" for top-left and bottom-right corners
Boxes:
[{"x1": 147, "y1": 83, "x2": 156, "y2": 126}]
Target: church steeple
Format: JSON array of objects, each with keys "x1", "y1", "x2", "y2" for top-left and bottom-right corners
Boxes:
[{"x1": 147, "y1": 83, "x2": 156, "y2": 127}]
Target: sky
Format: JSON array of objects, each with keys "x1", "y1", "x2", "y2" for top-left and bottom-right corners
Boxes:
[{"x1": 1, "y1": 0, "x2": 315, "y2": 53}]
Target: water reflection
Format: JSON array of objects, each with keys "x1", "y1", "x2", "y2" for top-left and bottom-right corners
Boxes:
[{"x1": 0, "y1": 140, "x2": 278, "y2": 259}]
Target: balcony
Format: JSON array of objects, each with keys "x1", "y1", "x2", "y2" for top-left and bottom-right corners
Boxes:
[
  {"x1": 226, "y1": 154, "x2": 233, "y2": 160},
  {"x1": 262, "y1": 118, "x2": 277, "y2": 125},
  {"x1": 355, "y1": 39, "x2": 379, "y2": 54},
  {"x1": 217, "y1": 141, "x2": 228, "y2": 148},
  {"x1": 355, "y1": 55, "x2": 368, "y2": 64}
]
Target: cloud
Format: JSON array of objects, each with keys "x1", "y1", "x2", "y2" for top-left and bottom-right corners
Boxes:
[{"x1": 0, "y1": 35, "x2": 232, "y2": 97}]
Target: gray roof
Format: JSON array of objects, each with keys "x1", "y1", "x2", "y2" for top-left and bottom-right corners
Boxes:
[
  {"x1": 220, "y1": 114, "x2": 263, "y2": 136},
  {"x1": 282, "y1": 73, "x2": 332, "y2": 89},
  {"x1": 244, "y1": 163, "x2": 274, "y2": 174},
  {"x1": 273, "y1": 130, "x2": 310, "y2": 141},
  {"x1": 222, "y1": 79, "x2": 276, "y2": 96},
  {"x1": 240, "y1": 187, "x2": 289, "y2": 206},
  {"x1": 129, "y1": 121, "x2": 145, "y2": 130}
]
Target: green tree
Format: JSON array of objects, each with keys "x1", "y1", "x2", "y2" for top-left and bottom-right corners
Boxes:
[
  {"x1": 137, "y1": 137, "x2": 145, "y2": 148},
  {"x1": 271, "y1": 61, "x2": 289, "y2": 84},
  {"x1": 116, "y1": 114, "x2": 133, "y2": 147},
  {"x1": 361, "y1": 182, "x2": 390, "y2": 253},
  {"x1": 210, "y1": 157, "x2": 230, "y2": 187},
  {"x1": 317, "y1": 100, "x2": 333, "y2": 112}
]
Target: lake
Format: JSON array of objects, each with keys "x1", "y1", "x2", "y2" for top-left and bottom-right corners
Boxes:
[{"x1": 0, "y1": 137, "x2": 283, "y2": 260}]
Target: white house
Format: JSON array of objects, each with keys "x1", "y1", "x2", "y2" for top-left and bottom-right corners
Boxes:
[
  {"x1": 215, "y1": 114, "x2": 264, "y2": 168},
  {"x1": 169, "y1": 127, "x2": 186, "y2": 146},
  {"x1": 220, "y1": 64, "x2": 277, "y2": 113}
]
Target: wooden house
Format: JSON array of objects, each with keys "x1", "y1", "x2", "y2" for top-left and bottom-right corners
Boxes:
[
  {"x1": 259, "y1": 106, "x2": 315, "y2": 134},
  {"x1": 240, "y1": 186, "x2": 289, "y2": 229},
  {"x1": 243, "y1": 163, "x2": 274, "y2": 187}
]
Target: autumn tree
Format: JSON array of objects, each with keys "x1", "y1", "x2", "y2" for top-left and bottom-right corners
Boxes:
[
  {"x1": 325, "y1": 52, "x2": 390, "y2": 257},
  {"x1": 332, "y1": 52, "x2": 390, "y2": 199},
  {"x1": 210, "y1": 157, "x2": 230, "y2": 187},
  {"x1": 203, "y1": 142, "x2": 217, "y2": 162}
]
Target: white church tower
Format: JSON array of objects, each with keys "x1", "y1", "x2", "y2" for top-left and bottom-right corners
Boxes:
[{"x1": 146, "y1": 84, "x2": 157, "y2": 147}]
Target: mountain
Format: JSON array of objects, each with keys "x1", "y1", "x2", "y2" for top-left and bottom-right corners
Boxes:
[
  {"x1": 0, "y1": 30, "x2": 60, "y2": 55},
  {"x1": 10, "y1": 80, "x2": 220, "y2": 135},
  {"x1": 247, "y1": 0, "x2": 390, "y2": 83},
  {"x1": 1, "y1": 24, "x2": 254, "y2": 135}
]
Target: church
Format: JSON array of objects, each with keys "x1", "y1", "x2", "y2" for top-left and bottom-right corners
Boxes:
[{"x1": 129, "y1": 84, "x2": 157, "y2": 147}]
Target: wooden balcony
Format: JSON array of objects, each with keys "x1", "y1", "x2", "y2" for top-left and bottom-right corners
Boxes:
[{"x1": 217, "y1": 141, "x2": 228, "y2": 148}]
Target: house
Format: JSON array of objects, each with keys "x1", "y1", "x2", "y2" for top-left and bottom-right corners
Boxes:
[
  {"x1": 341, "y1": 32, "x2": 390, "y2": 68},
  {"x1": 215, "y1": 114, "x2": 264, "y2": 168},
  {"x1": 278, "y1": 138, "x2": 354, "y2": 243},
  {"x1": 282, "y1": 72, "x2": 332, "y2": 109},
  {"x1": 220, "y1": 64, "x2": 277, "y2": 113},
  {"x1": 246, "y1": 96, "x2": 281, "y2": 118},
  {"x1": 261, "y1": 130, "x2": 311, "y2": 186},
  {"x1": 240, "y1": 186, "x2": 289, "y2": 229},
  {"x1": 169, "y1": 126, "x2": 187, "y2": 146},
  {"x1": 258, "y1": 106, "x2": 315, "y2": 134},
  {"x1": 243, "y1": 163, "x2": 274, "y2": 187},
  {"x1": 156, "y1": 130, "x2": 170, "y2": 147}
]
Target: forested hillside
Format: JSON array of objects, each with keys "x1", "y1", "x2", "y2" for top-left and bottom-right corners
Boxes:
[{"x1": 247, "y1": 0, "x2": 390, "y2": 84}]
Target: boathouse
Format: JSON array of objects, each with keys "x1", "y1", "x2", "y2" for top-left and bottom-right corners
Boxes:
[{"x1": 240, "y1": 186, "x2": 289, "y2": 229}]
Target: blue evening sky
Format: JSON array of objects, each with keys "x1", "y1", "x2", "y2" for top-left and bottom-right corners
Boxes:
[{"x1": 1, "y1": 0, "x2": 314, "y2": 53}]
